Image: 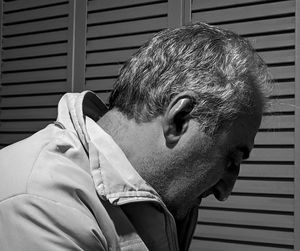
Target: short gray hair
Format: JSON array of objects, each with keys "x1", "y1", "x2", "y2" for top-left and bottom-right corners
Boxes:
[{"x1": 109, "y1": 22, "x2": 270, "y2": 133}]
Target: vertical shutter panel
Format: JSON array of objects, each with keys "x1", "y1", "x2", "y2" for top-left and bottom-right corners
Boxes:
[
  {"x1": 85, "y1": 0, "x2": 168, "y2": 103},
  {"x1": 190, "y1": 0, "x2": 295, "y2": 250},
  {"x1": 0, "y1": 0, "x2": 71, "y2": 148}
]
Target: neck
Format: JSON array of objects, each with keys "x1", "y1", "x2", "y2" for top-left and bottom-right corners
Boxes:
[
  {"x1": 97, "y1": 109, "x2": 163, "y2": 170},
  {"x1": 97, "y1": 109, "x2": 178, "y2": 211}
]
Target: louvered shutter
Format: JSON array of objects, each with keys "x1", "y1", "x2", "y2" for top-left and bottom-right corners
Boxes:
[
  {"x1": 84, "y1": 0, "x2": 168, "y2": 102},
  {"x1": 190, "y1": 0, "x2": 296, "y2": 250},
  {"x1": 0, "y1": 1, "x2": 299, "y2": 250},
  {"x1": 0, "y1": 0, "x2": 71, "y2": 148}
]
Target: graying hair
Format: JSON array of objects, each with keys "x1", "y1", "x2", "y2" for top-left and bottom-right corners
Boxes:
[{"x1": 109, "y1": 22, "x2": 270, "y2": 133}]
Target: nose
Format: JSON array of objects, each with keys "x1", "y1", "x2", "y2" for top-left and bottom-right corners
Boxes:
[{"x1": 213, "y1": 165, "x2": 240, "y2": 201}]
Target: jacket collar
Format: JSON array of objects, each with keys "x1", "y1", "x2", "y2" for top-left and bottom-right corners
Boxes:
[
  {"x1": 86, "y1": 116, "x2": 161, "y2": 204},
  {"x1": 56, "y1": 91, "x2": 161, "y2": 204}
]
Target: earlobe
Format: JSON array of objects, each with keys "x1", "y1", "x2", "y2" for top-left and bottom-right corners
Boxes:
[{"x1": 163, "y1": 94, "x2": 195, "y2": 148}]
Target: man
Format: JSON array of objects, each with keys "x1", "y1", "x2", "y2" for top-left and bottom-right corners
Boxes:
[{"x1": 0, "y1": 23, "x2": 269, "y2": 250}]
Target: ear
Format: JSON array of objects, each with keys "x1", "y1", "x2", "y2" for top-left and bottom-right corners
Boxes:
[{"x1": 162, "y1": 93, "x2": 195, "y2": 147}]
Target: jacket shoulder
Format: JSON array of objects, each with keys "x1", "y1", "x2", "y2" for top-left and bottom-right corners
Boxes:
[
  {"x1": 0, "y1": 193, "x2": 108, "y2": 250},
  {"x1": 0, "y1": 125, "x2": 58, "y2": 201}
]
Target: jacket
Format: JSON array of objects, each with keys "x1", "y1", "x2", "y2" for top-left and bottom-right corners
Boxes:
[{"x1": 0, "y1": 91, "x2": 197, "y2": 251}]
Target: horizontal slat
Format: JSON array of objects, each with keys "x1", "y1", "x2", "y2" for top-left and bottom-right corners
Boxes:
[
  {"x1": 86, "y1": 65, "x2": 121, "y2": 78},
  {"x1": 3, "y1": 30, "x2": 68, "y2": 48},
  {"x1": 96, "y1": 92, "x2": 111, "y2": 104},
  {"x1": 192, "y1": 1, "x2": 294, "y2": 24},
  {"x1": 215, "y1": 17, "x2": 295, "y2": 36},
  {"x1": 194, "y1": 224, "x2": 293, "y2": 245},
  {"x1": 88, "y1": 31, "x2": 296, "y2": 53},
  {"x1": 260, "y1": 115, "x2": 294, "y2": 129},
  {"x1": 233, "y1": 179, "x2": 293, "y2": 195},
  {"x1": 1, "y1": 82, "x2": 67, "y2": 95},
  {"x1": 0, "y1": 121, "x2": 50, "y2": 132},
  {"x1": 84, "y1": 93, "x2": 295, "y2": 113},
  {"x1": 87, "y1": 17, "x2": 167, "y2": 39},
  {"x1": 85, "y1": 79, "x2": 115, "y2": 91},
  {"x1": 1, "y1": 95, "x2": 62, "y2": 108},
  {"x1": 190, "y1": 239, "x2": 292, "y2": 251},
  {"x1": 192, "y1": 0, "x2": 281, "y2": 11},
  {"x1": 87, "y1": 33, "x2": 154, "y2": 51},
  {"x1": 240, "y1": 164, "x2": 294, "y2": 178},
  {"x1": 87, "y1": 49, "x2": 137, "y2": 65},
  {"x1": 267, "y1": 98, "x2": 295, "y2": 113},
  {"x1": 255, "y1": 131, "x2": 294, "y2": 145},
  {"x1": 258, "y1": 50, "x2": 294, "y2": 65},
  {"x1": 201, "y1": 195, "x2": 293, "y2": 212},
  {"x1": 0, "y1": 133, "x2": 33, "y2": 145},
  {"x1": 249, "y1": 148, "x2": 294, "y2": 162},
  {"x1": 86, "y1": 56, "x2": 295, "y2": 81},
  {"x1": 88, "y1": 3, "x2": 167, "y2": 25},
  {"x1": 271, "y1": 81, "x2": 295, "y2": 97},
  {"x1": 269, "y1": 65, "x2": 294, "y2": 80},
  {"x1": 4, "y1": 0, "x2": 67, "y2": 13},
  {"x1": 88, "y1": 0, "x2": 164, "y2": 12},
  {"x1": 86, "y1": 78, "x2": 295, "y2": 96},
  {"x1": 0, "y1": 108, "x2": 57, "y2": 120},
  {"x1": 198, "y1": 209, "x2": 293, "y2": 228},
  {"x1": 2, "y1": 56, "x2": 67, "y2": 72},
  {"x1": 2, "y1": 69, "x2": 67, "y2": 83},
  {"x1": 3, "y1": 17, "x2": 68, "y2": 37},
  {"x1": 84, "y1": 98, "x2": 294, "y2": 116},
  {"x1": 248, "y1": 33, "x2": 294, "y2": 50},
  {"x1": 3, "y1": 43, "x2": 67, "y2": 60},
  {"x1": 85, "y1": 93, "x2": 294, "y2": 115},
  {"x1": 4, "y1": 4, "x2": 69, "y2": 24}
]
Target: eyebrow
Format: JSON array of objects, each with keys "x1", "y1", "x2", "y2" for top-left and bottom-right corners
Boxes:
[{"x1": 237, "y1": 146, "x2": 250, "y2": 159}]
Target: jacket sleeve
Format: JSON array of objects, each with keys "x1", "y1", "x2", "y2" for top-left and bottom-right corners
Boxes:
[{"x1": 0, "y1": 194, "x2": 107, "y2": 251}]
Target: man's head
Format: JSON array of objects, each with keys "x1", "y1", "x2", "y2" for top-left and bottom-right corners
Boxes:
[{"x1": 103, "y1": 23, "x2": 270, "y2": 219}]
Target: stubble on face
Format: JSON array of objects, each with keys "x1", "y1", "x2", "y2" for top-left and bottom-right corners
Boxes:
[
  {"x1": 157, "y1": 111, "x2": 261, "y2": 220},
  {"x1": 147, "y1": 127, "x2": 225, "y2": 220}
]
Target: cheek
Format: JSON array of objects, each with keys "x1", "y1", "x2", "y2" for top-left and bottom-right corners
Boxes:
[{"x1": 198, "y1": 160, "x2": 225, "y2": 192}]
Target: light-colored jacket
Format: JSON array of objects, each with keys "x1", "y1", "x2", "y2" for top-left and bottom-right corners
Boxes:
[{"x1": 0, "y1": 91, "x2": 197, "y2": 251}]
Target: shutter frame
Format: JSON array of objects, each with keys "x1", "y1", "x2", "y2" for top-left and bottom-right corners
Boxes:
[
  {"x1": 294, "y1": 0, "x2": 300, "y2": 249},
  {"x1": 67, "y1": 0, "x2": 87, "y2": 92}
]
